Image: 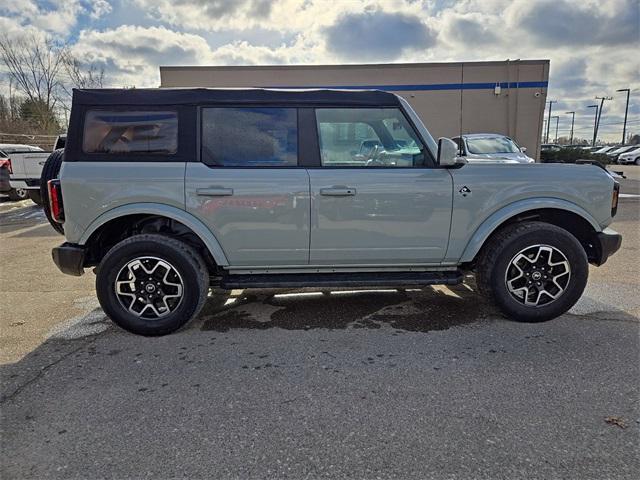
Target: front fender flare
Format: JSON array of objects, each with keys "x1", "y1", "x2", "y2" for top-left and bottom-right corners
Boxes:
[
  {"x1": 458, "y1": 198, "x2": 602, "y2": 263},
  {"x1": 78, "y1": 203, "x2": 229, "y2": 266}
]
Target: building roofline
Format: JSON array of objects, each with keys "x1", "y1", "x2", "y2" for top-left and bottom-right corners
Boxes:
[{"x1": 160, "y1": 59, "x2": 550, "y2": 72}]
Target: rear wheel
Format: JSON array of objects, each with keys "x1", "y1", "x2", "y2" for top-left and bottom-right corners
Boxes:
[
  {"x1": 40, "y1": 149, "x2": 65, "y2": 235},
  {"x1": 96, "y1": 234, "x2": 209, "y2": 336},
  {"x1": 476, "y1": 221, "x2": 588, "y2": 322},
  {"x1": 8, "y1": 188, "x2": 28, "y2": 201}
]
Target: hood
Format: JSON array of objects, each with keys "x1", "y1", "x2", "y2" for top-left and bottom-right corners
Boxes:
[{"x1": 466, "y1": 152, "x2": 534, "y2": 163}]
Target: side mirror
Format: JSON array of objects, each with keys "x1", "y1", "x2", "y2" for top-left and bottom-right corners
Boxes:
[
  {"x1": 520, "y1": 146, "x2": 527, "y2": 153},
  {"x1": 437, "y1": 137, "x2": 465, "y2": 167}
]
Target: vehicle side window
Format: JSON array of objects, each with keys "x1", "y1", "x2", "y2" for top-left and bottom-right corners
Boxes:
[
  {"x1": 82, "y1": 110, "x2": 178, "y2": 154},
  {"x1": 201, "y1": 107, "x2": 297, "y2": 167},
  {"x1": 315, "y1": 108, "x2": 425, "y2": 167}
]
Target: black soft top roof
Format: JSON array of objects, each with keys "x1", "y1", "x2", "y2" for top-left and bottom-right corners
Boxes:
[{"x1": 72, "y1": 88, "x2": 401, "y2": 107}]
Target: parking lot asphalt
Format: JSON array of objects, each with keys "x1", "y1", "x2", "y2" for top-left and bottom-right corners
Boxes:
[{"x1": 1, "y1": 167, "x2": 639, "y2": 479}]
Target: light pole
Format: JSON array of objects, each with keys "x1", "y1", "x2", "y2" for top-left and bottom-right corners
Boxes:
[
  {"x1": 542, "y1": 119, "x2": 547, "y2": 143},
  {"x1": 546, "y1": 100, "x2": 556, "y2": 143},
  {"x1": 565, "y1": 111, "x2": 575, "y2": 145},
  {"x1": 594, "y1": 96, "x2": 612, "y2": 146},
  {"x1": 551, "y1": 115, "x2": 560, "y2": 143},
  {"x1": 616, "y1": 88, "x2": 630, "y2": 145},
  {"x1": 587, "y1": 105, "x2": 599, "y2": 146}
]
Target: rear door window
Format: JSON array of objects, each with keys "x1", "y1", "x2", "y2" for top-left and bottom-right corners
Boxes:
[
  {"x1": 201, "y1": 107, "x2": 298, "y2": 167},
  {"x1": 83, "y1": 110, "x2": 178, "y2": 154}
]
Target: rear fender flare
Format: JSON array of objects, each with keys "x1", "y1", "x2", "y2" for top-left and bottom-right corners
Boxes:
[{"x1": 78, "y1": 203, "x2": 229, "y2": 266}]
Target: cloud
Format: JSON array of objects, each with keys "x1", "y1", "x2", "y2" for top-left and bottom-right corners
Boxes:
[
  {"x1": 0, "y1": 0, "x2": 82, "y2": 34},
  {"x1": 442, "y1": 14, "x2": 498, "y2": 46},
  {"x1": 89, "y1": 0, "x2": 112, "y2": 20},
  {"x1": 133, "y1": 0, "x2": 278, "y2": 30},
  {"x1": 512, "y1": 0, "x2": 639, "y2": 47},
  {"x1": 324, "y1": 10, "x2": 436, "y2": 61},
  {"x1": 71, "y1": 25, "x2": 216, "y2": 86}
]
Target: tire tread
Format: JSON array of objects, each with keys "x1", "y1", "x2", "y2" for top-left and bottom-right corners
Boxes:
[{"x1": 97, "y1": 234, "x2": 209, "y2": 335}]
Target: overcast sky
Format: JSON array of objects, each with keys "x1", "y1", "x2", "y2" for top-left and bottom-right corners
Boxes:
[{"x1": 1, "y1": 0, "x2": 638, "y2": 141}]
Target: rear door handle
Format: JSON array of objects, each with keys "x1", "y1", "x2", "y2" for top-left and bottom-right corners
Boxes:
[
  {"x1": 320, "y1": 187, "x2": 357, "y2": 196},
  {"x1": 196, "y1": 187, "x2": 234, "y2": 197}
]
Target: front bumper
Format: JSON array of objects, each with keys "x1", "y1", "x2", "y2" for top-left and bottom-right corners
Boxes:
[
  {"x1": 591, "y1": 228, "x2": 622, "y2": 266},
  {"x1": 52, "y1": 243, "x2": 86, "y2": 276}
]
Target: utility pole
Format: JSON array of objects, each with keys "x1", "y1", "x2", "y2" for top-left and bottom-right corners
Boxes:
[
  {"x1": 551, "y1": 115, "x2": 560, "y2": 143},
  {"x1": 545, "y1": 100, "x2": 556, "y2": 144},
  {"x1": 565, "y1": 111, "x2": 575, "y2": 145},
  {"x1": 587, "y1": 104, "x2": 599, "y2": 146},
  {"x1": 616, "y1": 88, "x2": 630, "y2": 145},
  {"x1": 542, "y1": 119, "x2": 547, "y2": 143},
  {"x1": 594, "y1": 96, "x2": 612, "y2": 146}
]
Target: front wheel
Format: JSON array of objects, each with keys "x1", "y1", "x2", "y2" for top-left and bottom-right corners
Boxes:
[
  {"x1": 96, "y1": 234, "x2": 209, "y2": 336},
  {"x1": 475, "y1": 221, "x2": 588, "y2": 322}
]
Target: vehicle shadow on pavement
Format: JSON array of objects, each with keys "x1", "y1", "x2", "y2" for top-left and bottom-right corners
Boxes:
[{"x1": 199, "y1": 281, "x2": 498, "y2": 333}]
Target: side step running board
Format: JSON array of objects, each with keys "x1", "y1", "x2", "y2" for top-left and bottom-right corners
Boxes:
[{"x1": 219, "y1": 271, "x2": 463, "y2": 290}]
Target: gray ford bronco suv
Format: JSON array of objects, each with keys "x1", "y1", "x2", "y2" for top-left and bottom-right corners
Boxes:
[{"x1": 41, "y1": 88, "x2": 621, "y2": 335}]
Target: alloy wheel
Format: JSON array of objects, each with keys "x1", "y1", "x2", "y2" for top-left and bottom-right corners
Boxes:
[
  {"x1": 114, "y1": 256, "x2": 184, "y2": 318},
  {"x1": 505, "y1": 244, "x2": 571, "y2": 307}
]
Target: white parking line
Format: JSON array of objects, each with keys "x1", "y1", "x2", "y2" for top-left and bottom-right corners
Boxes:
[{"x1": 619, "y1": 193, "x2": 640, "y2": 198}]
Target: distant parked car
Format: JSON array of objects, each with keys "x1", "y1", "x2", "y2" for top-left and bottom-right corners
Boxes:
[
  {"x1": 452, "y1": 134, "x2": 535, "y2": 163},
  {"x1": 617, "y1": 146, "x2": 640, "y2": 165},
  {"x1": 0, "y1": 150, "x2": 11, "y2": 194},
  {"x1": 594, "y1": 145, "x2": 619, "y2": 155},
  {"x1": 0, "y1": 144, "x2": 44, "y2": 201},
  {"x1": 1, "y1": 135, "x2": 66, "y2": 204},
  {"x1": 541, "y1": 143, "x2": 562, "y2": 152},
  {"x1": 606, "y1": 145, "x2": 637, "y2": 161}
]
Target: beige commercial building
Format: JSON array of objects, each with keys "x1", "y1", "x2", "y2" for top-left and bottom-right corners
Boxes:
[{"x1": 160, "y1": 60, "x2": 549, "y2": 159}]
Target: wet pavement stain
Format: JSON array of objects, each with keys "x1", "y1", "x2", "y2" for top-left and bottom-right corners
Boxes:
[{"x1": 201, "y1": 285, "x2": 498, "y2": 333}]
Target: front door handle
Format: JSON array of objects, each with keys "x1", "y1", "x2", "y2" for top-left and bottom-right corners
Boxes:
[
  {"x1": 196, "y1": 187, "x2": 234, "y2": 197},
  {"x1": 320, "y1": 187, "x2": 357, "y2": 196}
]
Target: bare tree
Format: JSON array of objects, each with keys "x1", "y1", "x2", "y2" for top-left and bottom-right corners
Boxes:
[
  {"x1": 1, "y1": 34, "x2": 107, "y2": 132},
  {"x1": 61, "y1": 50, "x2": 105, "y2": 90},
  {"x1": 0, "y1": 34, "x2": 65, "y2": 132}
]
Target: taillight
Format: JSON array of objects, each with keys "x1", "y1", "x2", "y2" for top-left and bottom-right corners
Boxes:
[
  {"x1": 611, "y1": 182, "x2": 619, "y2": 217},
  {"x1": 48, "y1": 179, "x2": 65, "y2": 223},
  {"x1": 6, "y1": 158, "x2": 12, "y2": 174}
]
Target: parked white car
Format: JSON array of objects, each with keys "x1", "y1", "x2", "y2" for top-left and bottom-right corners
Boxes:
[
  {"x1": 606, "y1": 145, "x2": 636, "y2": 160},
  {"x1": 593, "y1": 146, "x2": 619, "y2": 154},
  {"x1": 617, "y1": 146, "x2": 640, "y2": 165},
  {"x1": 452, "y1": 134, "x2": 535, "y2": 164},
  {"x1": 1, "y1": 135, "x2": 66, "y2": 204}
]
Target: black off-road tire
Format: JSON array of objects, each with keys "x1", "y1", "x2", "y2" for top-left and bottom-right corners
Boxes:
[
  {"x1": 27, "y1": 189, "x2": 43, "y2": 206},
  {"x1": 8, "y1": 188, "x2": 28, "y2": 201},
  {"x1": 475, "y1": 221, "x2": 588, "y2": 322},
  {"x1": 96, "y1": 234, "x2": 210, "y2": 336},
  {"x1": 39, "y1": 149, "x2": 65, "y2": 235}
]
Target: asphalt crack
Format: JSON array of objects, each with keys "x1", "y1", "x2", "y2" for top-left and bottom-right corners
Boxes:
[{"x1": 1, "y1": 336, "x2": 99, "y2": 404}]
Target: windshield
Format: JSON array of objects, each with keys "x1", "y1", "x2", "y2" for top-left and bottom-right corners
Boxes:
[{"x1": 466, "y1": 136, "x2": 520, "y2": 154}]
